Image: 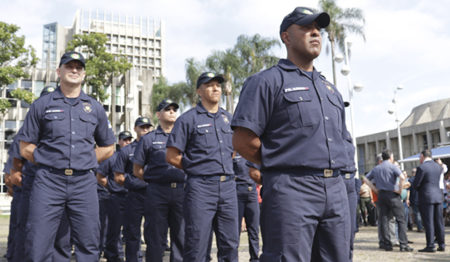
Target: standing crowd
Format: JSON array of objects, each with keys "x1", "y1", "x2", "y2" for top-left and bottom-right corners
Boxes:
[{"x1": 1, "y1": 6, "x2": 447, "y2": 262}]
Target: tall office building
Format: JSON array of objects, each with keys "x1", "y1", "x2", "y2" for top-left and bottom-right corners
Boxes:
[{"x1": 42, "y1": 9, "x2": 164, "y2": 76}]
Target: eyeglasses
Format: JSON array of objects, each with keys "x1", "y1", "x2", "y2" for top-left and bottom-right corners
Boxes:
[{"x1": 164, "y1": 107, "x2": 177, "y2": 112}]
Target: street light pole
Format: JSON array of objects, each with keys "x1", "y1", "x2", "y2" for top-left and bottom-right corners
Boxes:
[
  {"x1": 389, "y1": 86, "x2": 404, "y2": 169},
  {"x1": 338, "y1": 38, "x2": 363, "y2": 178}
]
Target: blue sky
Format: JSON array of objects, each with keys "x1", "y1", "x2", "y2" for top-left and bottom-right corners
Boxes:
[{"x1": 2, "y1": 0, "x2": 450, "y2": 138}]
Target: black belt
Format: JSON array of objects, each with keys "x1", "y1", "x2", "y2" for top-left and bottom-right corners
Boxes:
[
  {"x1": 266, "y1": 168, "x2": 340, "y2": 178},
  {"x1": 149, "y1": 182, "x2": 185, "y2": 189},
  {"x1": 189, "y1": 175, "x2": 234, "y2": 182},
  {"x1": 40, "y1": 165, "x2": 91, "y2": 176}
]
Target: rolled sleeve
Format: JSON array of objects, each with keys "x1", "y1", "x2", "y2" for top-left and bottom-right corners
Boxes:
[
  {"x1": 231, "y1": 75, "x2": 272, "y2": 137},
  {"x1": 133, "y1": 137, "x2": 147, "y2": 167},
  {"x1": 167, "y1": 117, "x2": 189, "y2": 153},
  {"x1": 94, "y1": 103, "x2": 115, "y2": 147}
]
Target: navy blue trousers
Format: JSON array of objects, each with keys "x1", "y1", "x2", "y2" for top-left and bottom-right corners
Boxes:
[
  {"x1": 260, "y1": 173, "x2": 350, "y2": 262},
  {"x1": 104, "y1": 192, "x2": 126, "y2": 261},
  {"x1": 7, "y1": 188, "x2": 21, "y2": 261},
  {"x1": 124, "y1": 188, "x2": 146, "y2": 262},
  {"x1": 25, "y1": 167, "x2": 100, "y2": 262},
  {"x1": 144, "y1": 183, "x2": 184, "y2": 262},
  {"x1": 419, "y1": 203, "x2": 445, "y2": 249},
  {"x1": 98, "y1": 190, "x2": 110, "y2": 258},
  {"x1": 183, "y1": 176, "x2": 239, "y2": 262},
  {"x1": 13, "y1": 174, "x2": 72, "y2": 262},
  {"x1": 344, "y1": 177, "x2": 357, "y2": 261},
  {"x1": 236, "y1": 183, "x2": 260, "y2": 262}
]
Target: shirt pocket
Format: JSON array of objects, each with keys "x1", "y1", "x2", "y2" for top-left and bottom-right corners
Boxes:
[
  {"x1": 195, "y1": 126, "x2": 216, "y2": 149},
  {"x1": 326, "y1": 93, "x2": 344, "y2": 132},
  {"x1": 283, "y1": 91, "x2": 316, "y2": 127},
  {"x1": 79, "y1": 114, "x2": 97, "y2": 138},
  {"x1": 221, "y1": 125, "x2": 233, "y2": 151},
  {"x1": 44, "y1": 113, "x2": 66, "y2": 138}
]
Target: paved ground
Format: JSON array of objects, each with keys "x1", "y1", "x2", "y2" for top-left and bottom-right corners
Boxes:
[{"x1": 0, "y1": 215, "x2": 448, "y2": 261}]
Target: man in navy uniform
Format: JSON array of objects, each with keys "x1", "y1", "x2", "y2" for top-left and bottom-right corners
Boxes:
[
  {"x1": 232, "y1": 7, "x2": 352, "y2": 261},
  {"x1": 364, "y1": 149, "x2": 413, "y2": 252},
  {"x1": 234, "y1": 154, "x2": 260, "y2": 261},
  {"x1": 134, "y1": 99, "x2": 185, "y2": 262},
  {"x1": 166, "y1": 72, "x2": 239, "y2": 262},
  {"x1": 413, "y1": 149, "x2": 446, "y2": 252},
  {"x1": 114, "y1": 117, "x2": 152, "y2": 262},
  {"x1": 18, "y1": 51, "x2": 115, "y2": 261},
  {"x1": 97, "y1": 131, "x2": 133, "y2": 261}
]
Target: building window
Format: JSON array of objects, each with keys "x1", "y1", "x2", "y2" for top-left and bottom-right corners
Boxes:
[
  {"x1": 149, "y1": 58, "x2": 154, "y2": 65},
  {"x1": 135, "y1": 57, "x2": 140, "y2": 64},
  {"x1": 142, "y1": 48, "x2": 147, "y2": 55},
  {"x1": 156, "y1": 40, "x2": 161, "y2": 48},
  {"x1": 127, "y1": 56, "x2": 132, "y2": 63},
  {"x1": 120, "y1": 45, "x2": 125, "y2": 53},
  {"x1": 127, "y1": 37, "x2": 132, "y2": 45},
  {"x1": 134, "y1": 47, "x2": 140, "y2": 54},
  {"x1": 127, "y1": 46, "x2": 132, "y2": 54},
  {"x1": 112, "y1": 45, "x2": 118, "y2": 52},
  {"x1": 134, "y1": 38, "x2": 140, "y2": 45},
  {"x1": 155, "y1": 59, "x2": 161, "y2": 67},
  {"x1": 112, "y1": 35, "x2": 118, "y2": 43},
  {"x1": 5, "y1": 120, "x2": 16, "y2": 130},
  {"x1": 21, "y1": 80, "x2": 33, "y2": 89},
  {"x1": 142, "y1": 57, "x2": 147, "y2": 64},
  {"x1": 156, "y1": 49, "x2": 161, "y2": 57},
  {"x1": 142, "y1": 38, "x2": 147, "y2": 46},
  {"x1": 120, "y1": 36, "x2": 125, "y2": 44}
]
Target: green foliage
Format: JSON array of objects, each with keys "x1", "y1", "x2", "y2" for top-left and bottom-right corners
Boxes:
[
  {"x1": 0, "y1": 21, "x2": 39, "y2": 87},
  {"x1": 67, "y1": 33, "x2": 132, "y2": 102},
  {"x1": 150, "y1": 34, "x2": 279, "y2": 112},
  {"x1": 0, "y1": 99, "x2": 11, "y2": 114},
  {"x1": 10, "y1": 88, "x2": 36, "y2": 104}
]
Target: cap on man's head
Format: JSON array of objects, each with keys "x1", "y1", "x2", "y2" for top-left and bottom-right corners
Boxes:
[
  {"x1": 134, "y1": 116, "x2": 153, "y2": 127},
  {"x1": 196, "y1": 72, "x2": 224, "y2": 89},
  {"x1": 280, "y1": 7, "x2": 330, "y2": 35},
  {"x1": 118, "y1": 131, "x2": 133, "y2": 140},
  {"x1": 40, "y1": 86, "x2": 56, "y2": 97},
  {"x1": 157, "y1": 98, "x2": 179, "y2": 112},
  {"x1": 59, "y1": 51, "x2": 86, "y2": 68}
]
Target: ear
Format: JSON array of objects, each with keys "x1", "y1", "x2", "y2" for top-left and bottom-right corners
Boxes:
[
  {"x1": 56, "y1": 67, "x2": 61, "y2": 77},
  {"x1": 156, "y1": 111, "x2": 161, "y2": 120},
  {"x1": 281, "y1": 31, "x2": 289, "y2": 45},
  {"x1": 196, "y1": 87, "x2": 202, "y2": 97}
]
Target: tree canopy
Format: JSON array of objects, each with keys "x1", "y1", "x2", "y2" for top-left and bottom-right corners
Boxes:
[
  {"x1": 0, "y1": 21, "x2": 38, "y2": 114},
  {"x1": 67, "y1": 33, "x2": 132, "y2": 102},
  {"x1": 318, "y1": 0, "x2": 365, "y2": 85}
]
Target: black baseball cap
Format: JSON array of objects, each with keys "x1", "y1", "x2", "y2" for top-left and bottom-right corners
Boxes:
[
  {"x1": 40, "y1": 86, "x2": 56, "y2": 97},
  {"x1": 280, "y1": 7, "x2": 330, "y2": 36},
  {"x1": 134, "y1": 117, "x2": 153, "y2": 127},
  {"x1": 157, "y1": 98, "x2": 179, "y2": 112},
  {"x1": 59, "y1": 51, "x2": 86, "y2": 68},
  {"x1": 196, "y1": 72, "x2": 224, "y2": 89},
  {"x1": 118, "y1": 131, "x2": 133, "y2": 140}
]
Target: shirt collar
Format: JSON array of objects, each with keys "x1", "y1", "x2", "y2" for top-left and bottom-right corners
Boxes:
[
  {"x1": 52, "y1": 86, "x2": 90, "y2": 101},
  {"x1": 278, "y1": 59, "x2": 318, "y2": 79},
  {"x1": 155, "y1": 125, "x2": 168, "y2": 135},
  {"x1": 195, "y1": 102, "x2": 224, "y2": 118}
]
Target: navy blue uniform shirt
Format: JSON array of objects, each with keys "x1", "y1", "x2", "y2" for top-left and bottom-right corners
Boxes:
[
  {"x1": 10, "y1": 134, "x2": 37, "y2": 178},
  {"x1": 167, "y1": 102, "x2": 234, "y2": 176},
  {"x1": 231, "y1": 59, "x2": 349, "y2": 172},
  {"x1": 341, "y1": 130, "x2": 357, "y2": 174},
  {"x1": 98, "y1": 152, "x2": 127, "y2": 194},
  {"x1": 366, "y1": 160, "x2": 401, "y2": 191},
  {"x1": 18, "y1": 87, "x2": 115, "y2": 170},
  {"x1": 233, "y1": 153, "x2": 253, "y2": 185},
  {"x1": 113, "y1": 140, "x2": 147, "y2": 190},
  {"x1": 133, "y1": 126, "x2": 185, "y2": 183}
]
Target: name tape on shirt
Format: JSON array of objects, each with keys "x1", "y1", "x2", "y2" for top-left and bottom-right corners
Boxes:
[
  {"x1": 45, "y1": 109, "x2": 64, "y2": 113},
  {"x1": 152, "y1": 141, "x2": 165, "y2": 145},
  {"x1": 197, "y1": 123, "x2": 212, "y2": 128},
  {"x1": 284, "y1": 87, "x2": 309, "y2": 93}
]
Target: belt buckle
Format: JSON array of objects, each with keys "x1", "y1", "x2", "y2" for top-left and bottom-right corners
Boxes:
[
  {"x1": 248, "y1": 186, "x2": 253, "y2": 192},
  {"x1": 64, "y1": 169, "x2": 73, "y2": 176},
  {"x1": 170, "y1": 183, "x2": 177, "y2": 188},
  {"x1": 220, "y1": 176, "x2": 227, "y2": 182},
  {"x1": 345, "y1": 173, "x2": 351, "y2": 179},
  {"x1": 324, "y1": 169, "x2": 333, "y2": 178}
]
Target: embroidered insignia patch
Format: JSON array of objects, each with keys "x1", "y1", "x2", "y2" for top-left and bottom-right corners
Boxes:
[{"x1": 83, "y1": 102, "x2": 92, "y2": 113}]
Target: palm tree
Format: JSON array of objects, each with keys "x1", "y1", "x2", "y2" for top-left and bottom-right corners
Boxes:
[{"x1": 318, "y1": 0, "x2": 365, "y2": 86}]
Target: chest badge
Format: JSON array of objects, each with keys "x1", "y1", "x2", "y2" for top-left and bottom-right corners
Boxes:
[
  {"x1": 222, "y1": 114, "x2": 229, "y2": 124},
  {"x1": 83, "y1": 102, "x2": 92, "y2": 113}
]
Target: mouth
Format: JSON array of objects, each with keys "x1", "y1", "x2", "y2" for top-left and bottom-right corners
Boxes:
[{"x1": 310, "y1": 40, "x2": 320, "y2": 45}]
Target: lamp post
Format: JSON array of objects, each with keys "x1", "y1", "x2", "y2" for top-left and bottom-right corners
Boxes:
[
  {"x1": 335, "y1": 38, "x2": 364, "y2": 177},
  {"x1": 388, "y1": 85, "x2": 404, "y2": 170}
]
